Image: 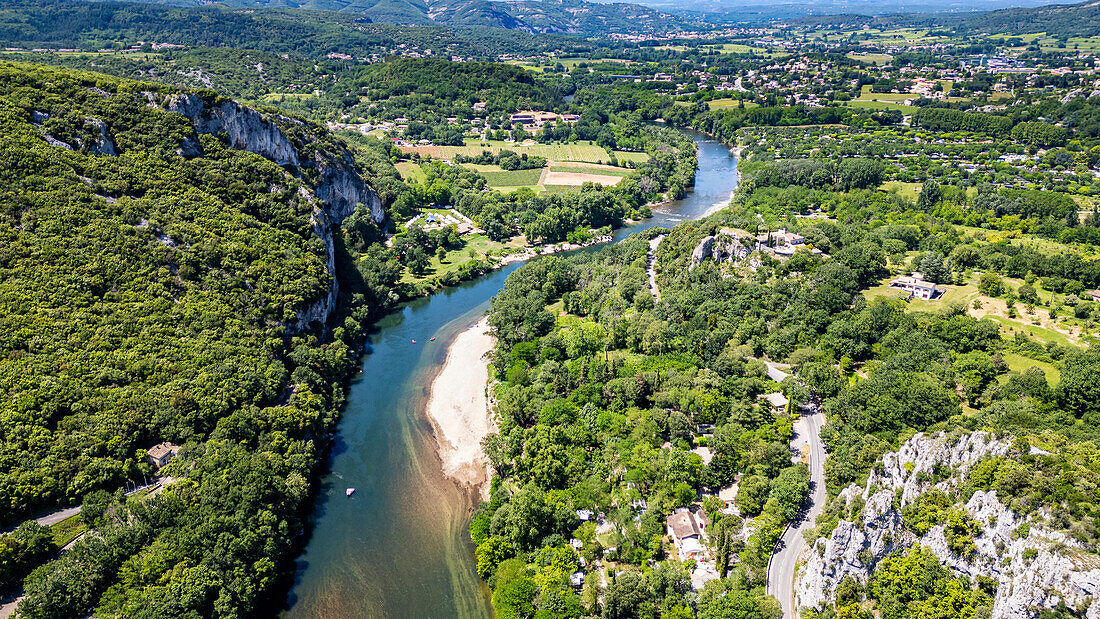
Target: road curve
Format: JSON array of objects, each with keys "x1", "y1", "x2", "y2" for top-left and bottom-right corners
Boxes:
[{"x1": 766, "y1": 405, "x2": 827, "y2": 619}]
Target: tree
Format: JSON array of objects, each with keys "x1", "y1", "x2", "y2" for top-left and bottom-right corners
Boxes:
[
  {"x1": 735, "y1": 475, "x2": 770, "y2": 516},
  {"x1": 977, "y1": 272, "x2": 1003, "y2": 297},
  {"x1": 916, "y1": 179, "x2": 940, "y2": 211},
  {"x1": 476, "y1": 537, "x2": 516, "y2": 578},
  {"x1": 492, "y1": 559, "x2": 538, "y2": 619},
  {"x1": 408, "y1": 246, "x2": 431, "y2": 276},
  {"x1": 602, "y1": 571, "x2": 654, "y2": 619},
  {"x1": 1058, "y1": 351, "x2": 1100, "y2": 419}
]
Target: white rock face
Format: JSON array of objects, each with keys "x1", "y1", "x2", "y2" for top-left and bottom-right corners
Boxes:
[
  {"x1": 689, "y1": 231, "x2": 749, "y2": 270},
  {"x1": 164, "y1": 92, "x2": 385, "y2": 332},
  {"x1": 795, "y1": 432, "x2": 1100, "y2": 619}
]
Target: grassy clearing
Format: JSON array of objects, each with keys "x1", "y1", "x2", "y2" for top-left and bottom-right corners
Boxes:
[
  {"x1": 50, "y1": 514, "x2": 87, "y2": 547},
  {"x1": 707, "y1": 99, "x2": 758, "y2": 111},
  {"x1": 846, "y1": 100, "x2": 918, "y2": 114},
  {"x1": 395, "y1": 161, "x2": 427, "y2": 182},
  {"x1": 863, "y1": 279, "x2": 980, "y2": 311},
  {"x1": 881, "y1": 181, "x2": 923, "y2": 201},
  {"x1": 847, "y1": 53, "x2": 894, "y2": 65},
  {"x1": 987, "y1": 315, "x2": 1077, "y2": 348},
  {"x1": 398, "y1": 233, "x2": 523, "y2": 284},
  {"x1": 1000, "y1": 352, "x2": 1060, "y2": 384},
  {"x1": 466, "y1": 165, "x2": 542, "y2": 189}
]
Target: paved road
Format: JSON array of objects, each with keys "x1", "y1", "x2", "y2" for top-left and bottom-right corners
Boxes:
[{"x1": 766, "y1": 405, "x2": 827, "y2": 619}]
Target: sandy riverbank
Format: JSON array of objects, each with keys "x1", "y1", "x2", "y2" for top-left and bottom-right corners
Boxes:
[{"x1": 424, "y1": 318, "x2": 497, "y2": 499}]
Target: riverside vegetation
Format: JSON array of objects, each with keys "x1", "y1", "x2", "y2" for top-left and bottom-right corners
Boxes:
[{"x1": 5, "y1": 0, "x2": 1100, "y2": 616}]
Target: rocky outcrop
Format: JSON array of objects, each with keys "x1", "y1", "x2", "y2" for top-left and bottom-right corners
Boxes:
[
  {"x1": 689, "y1": 228, "x2": 751, "y2": 270},
  {"x1": 83, "y1": 118, "x2": 117, "y2": 156},
  {"x1": 166, "y1": 93, "x2": 299, "y2": 166},
  {"x1": 314, "y1": 155, "x2": 385, "y2": 224},
  {"x1": 164, "y1": 92, "x2": 385, "y2": 332},
  {"x1": 795, "y1": 432, "x2": 1100, "y2": 619}
]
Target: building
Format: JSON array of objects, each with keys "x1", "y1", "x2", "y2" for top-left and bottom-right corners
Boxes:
[
  {"x1": 147, "y1": 442, "x2": 180, "y2": 468},
  {"x1": 1086, "y1": 290, "x2": 1100, "y2": 303},
  {"x1": 666, "y1": 511, "x2": 706, "y2": 561},
  {"x1": 889, "y1": 272, "x2": 939, "y2": 300},
  {"x1": 758, "y1": 391, "x2": 789, "y2": 415}
]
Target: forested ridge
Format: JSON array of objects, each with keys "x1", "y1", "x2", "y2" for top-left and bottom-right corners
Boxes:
[
  {"x1": 0, "y1": 0, "x2": 594, "y2": 58},
  {"x1": 0, "y1": 61, "x2": 379, "y2": 616},
  {"x1": 474, "y1": 156, "x2": 1100, "y2": 617}
]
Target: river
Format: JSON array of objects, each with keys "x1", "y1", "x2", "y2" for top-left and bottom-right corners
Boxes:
[{"x1": 283, "y1": 130, "x2": 740, "y2": 618}]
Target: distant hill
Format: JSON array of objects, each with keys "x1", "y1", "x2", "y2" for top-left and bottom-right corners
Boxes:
[
  {"x1": 950, "y1": 0, "x2": 1100, "y2": 37},
  {"x1": 97, "y1": 0, "x2": 700, "y2": 35},
  {"x1": 786, "y1": 0, "x2": 1100, "y2": 37},
  {"x1": 0, "y1": 0, "x2": 597, "y2": 57}
]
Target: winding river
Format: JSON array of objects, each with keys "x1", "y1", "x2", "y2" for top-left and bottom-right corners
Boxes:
[{"x1": 284, "y1": 130, "x2": 740, "y2": 618}]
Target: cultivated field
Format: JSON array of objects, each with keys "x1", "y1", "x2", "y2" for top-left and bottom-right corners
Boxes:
[
  {"x1": 542, "y1": 170, "x2": 626, "y2": 187},
  {"x1": 400, "y1": 138, "x2": 649, "y2": 166}
]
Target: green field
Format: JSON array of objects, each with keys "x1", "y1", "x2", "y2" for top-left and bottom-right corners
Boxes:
[
  {"x1": 548, "y1": 165, "x2": 630, "y2": 177},
  {"x1": 846, "y1": 99, "x2": 918, "y2": 114},
  {"x1": 397, "y1": 233, "x2": 523, "y2": 284},
  {"x1": 1000, "y1": 351, "x2": 1060, "y2": 384},
  {"x1": 436, "y1": 139, "x2": 624, "y2": 163},
  {"x1": 50, "y1": 514, "x2": 88, "y2": 547},
  {"x1": 395, "y1": 161, "x2": 427, "y2": 182},
  {"x1": 465, "y1": 164, "x2": 543, "y2": 189},
  {"x1": 708, "y1": 99, "x2": 758, "y2": 111},
  {"x1": 881, "y1": 181, "x2": 923, "y2": 201},
  {"x1": 847, "y1": 53, "x2": 894, "y2": 65}
]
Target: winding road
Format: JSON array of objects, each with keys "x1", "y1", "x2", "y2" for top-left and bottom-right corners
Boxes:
[{"x1": 765, "y1": 403, "x2": 827, "y2": 619}]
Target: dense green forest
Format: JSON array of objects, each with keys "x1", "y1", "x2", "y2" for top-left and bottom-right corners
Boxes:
[
  {"x1": 0, "y1": 0, "x2": 594, "y2": 58},
  {"x1": 475, "y1": 171, "x2": 1100, "y2": 616},
  {"x1": 0, "y1": 61, "x2": 389, "y2": 616}
]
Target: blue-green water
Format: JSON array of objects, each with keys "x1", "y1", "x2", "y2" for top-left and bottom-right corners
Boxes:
[{"x1": 284, "y1": 132, "x2": 739, "y2": 618}]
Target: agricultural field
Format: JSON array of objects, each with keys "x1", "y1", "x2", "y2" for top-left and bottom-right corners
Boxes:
[
  {"x1": 707, "y1": 99, "x2": 758, "y2": 111},
  {"x1": 401, "y1": 138, "x2": 646, "y2": 166},
  {"x1": 464, "y1": 164, "x2": 543, "y2": 190},
  {"x1": 846, "y1": 53, "x2": 893, "y2": 65}
]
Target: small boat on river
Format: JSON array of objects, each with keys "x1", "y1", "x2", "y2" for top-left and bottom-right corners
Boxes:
[{"x1": 345, "y1": 488, "x2": 355, "y2": 497}]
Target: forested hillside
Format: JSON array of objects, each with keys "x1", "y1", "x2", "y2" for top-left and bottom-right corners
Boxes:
[
  {"x1": 0, "y1": 61, "x2": 383, "y2": 616},
  {"x1": 96, "y1": 0, "x2": 693, "y2": 35},
  {"x1": 0, "y1": 0, "x2": 592, "y2": 58}
]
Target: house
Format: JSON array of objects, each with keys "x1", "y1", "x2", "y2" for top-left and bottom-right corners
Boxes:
[
  {"x1": 1086, "y1": 290, "x2": 1100, "y2": 303},
  {"x1": 718, "y1": 483, "x2": 739, "y2": 511},
  {"x1": 889, "y1": 272, "x2": 939, "y2": 300},
  {"x1": 666, "y1": 511, "x2": 706, "y2": 561},
  {"x1": 147, "y1": 442, "x2": 180, "y2": 468},
  {"x1": 576, "y1": 509, "x2": 594, "y2": 521},
  {"x1": 570, "y1": 571, "x2": 585, "y2": 588},
  {"x1": 758, "y1": 391, "x2": 789, "y2": 415}
]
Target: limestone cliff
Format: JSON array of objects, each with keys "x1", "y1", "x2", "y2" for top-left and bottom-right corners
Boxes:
[
  {"x1": 164, "y1": 93, "x2": 384, "y2": 331},
  {"x1": 794, "y1": 432, "x2": 1100, "y2": 618},
  {"x1": 689, "y1": 228, "x2": 752, "y2": 270}
]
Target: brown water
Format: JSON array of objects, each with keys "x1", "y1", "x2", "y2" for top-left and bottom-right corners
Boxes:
[{"x1": 283, "y1": 130, "x2": 739, "y2": 618}]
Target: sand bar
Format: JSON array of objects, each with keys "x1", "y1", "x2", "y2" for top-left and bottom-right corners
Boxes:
[{"x1": 425, "y1": 318, "x2": 496, "y2": 498}]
